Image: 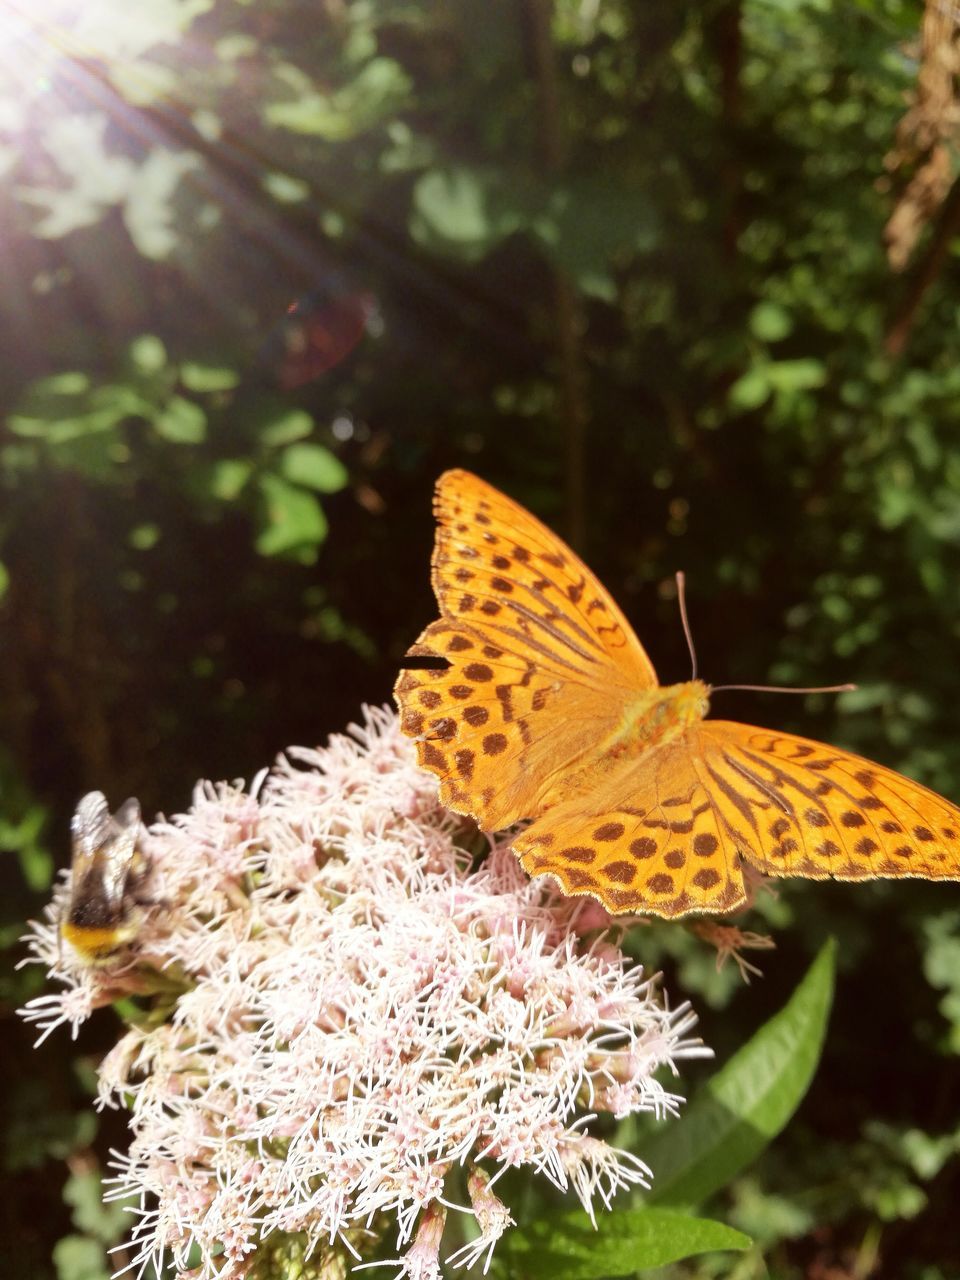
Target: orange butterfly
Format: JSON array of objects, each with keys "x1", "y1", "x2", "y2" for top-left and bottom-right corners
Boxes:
[{"x1": 394, "y1": 470, "x2": 960, "y2": 918}]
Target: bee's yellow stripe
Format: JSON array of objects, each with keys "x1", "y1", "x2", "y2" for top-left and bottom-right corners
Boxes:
[{"x1": 61, "y1": 922, "x2": 125, "y2": 961}]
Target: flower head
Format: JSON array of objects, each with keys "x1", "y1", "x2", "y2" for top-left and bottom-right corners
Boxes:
[{"x1": 23, "y1": 706, "x2": 709, "y2": 1278}]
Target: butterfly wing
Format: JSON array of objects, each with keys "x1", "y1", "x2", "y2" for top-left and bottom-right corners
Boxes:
[
  {"x1": 429, "y1": 470, "x2": 656, "y2": 686},
  {"x1": 697, "y1": 721, "x2": 960, "y2": 882},
  {"x1": 514, "y1": 718, "x2": 960, "y2": 919},
  {"x1": 394, "y1": 470, "x2": 658, "y2": 831},
  {"x1": 513, "y1": 734, "x2": 749, "y2": 917}
]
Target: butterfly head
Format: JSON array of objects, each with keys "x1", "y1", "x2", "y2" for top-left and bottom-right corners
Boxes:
[{"x1": 673, "y1": 679, "x2": 711, "y2": 724}]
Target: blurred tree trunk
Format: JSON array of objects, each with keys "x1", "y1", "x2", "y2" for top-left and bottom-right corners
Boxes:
[
  {"x1": 706, "y1": 0, "x2": 744, "y2": 259},
  {"x1": 524, "y1": 0, "x2": 587, "y2": 551}
]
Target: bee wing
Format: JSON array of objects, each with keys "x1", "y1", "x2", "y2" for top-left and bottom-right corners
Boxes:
[
  {"x1": 70, "y1": 792, "x2": 142, "y2": 911},
  {"x1": 70, "y1": 792, "x2": 113, "y2": 867},
  {"x1": 110, "y1": 797, "x2": 142, "y2": 841}
]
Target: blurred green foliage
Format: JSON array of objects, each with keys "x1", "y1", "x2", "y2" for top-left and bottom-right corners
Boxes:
[{"x1": 3, "y1": 0, "x2": 960, "y2": 1275}]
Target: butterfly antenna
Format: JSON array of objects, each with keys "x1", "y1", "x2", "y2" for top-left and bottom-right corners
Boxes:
[
  {"x1": 676, "y1": 571, "x2": 698, "y2": 680},
  {"x1": 712, "y1": 681, "x2": 857, "y2": 695},
  {"x1": 675, "y1": 571, "x2": 854, "y2": 696}
]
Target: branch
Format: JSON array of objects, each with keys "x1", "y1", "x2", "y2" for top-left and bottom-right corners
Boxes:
[{"x1": 884, "y1": 171, "x2": 960, "y2": 356}]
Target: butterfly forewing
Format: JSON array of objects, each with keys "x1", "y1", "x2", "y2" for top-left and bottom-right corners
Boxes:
[
  {"x1": 430, "y1": 471, "x2": 657, "y2": 689},
  {"x1": 395, "y1": 471, "x2": 659, "y2": 831}
]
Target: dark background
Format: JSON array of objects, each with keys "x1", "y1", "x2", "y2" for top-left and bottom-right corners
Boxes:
[{"x1": 4, "y1": 2, "x2": 960, "y2": 1276}]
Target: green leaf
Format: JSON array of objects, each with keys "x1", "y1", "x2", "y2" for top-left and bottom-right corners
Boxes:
[
  {"x1": 728, "y1": 1176, "x2": 815, "y2": 1245},
  {"x1": 129, "y1": 523, "x2": 160, "y2": 550},
  {"x1": 266, "y1": 58, "x2": 411, "y2": 139},
  {"x1": 152, "y1": 395, "x2": 207, "y2": 443},
  {"x1": 877, "y1": 480, "x2": 915, "y2": 530},
  {"x1": 129, "y1": 334, "x2": 167, "y2": 374},
  {"x1": 0, "y1": 559, "x2": 8, "y2": 602},
  {"x1": 765, "y1": 358, "x2": 826, "y2": 392},
  {"x1": 262, "y1": 172, "x2": 310, "y2": 203},
  {"x1": 216, "y1": 33, "x2": 258, "y2": 60},
  {"x1": 10, "y1": 407, "x2": 127, "y2": 443},
  {"x1": 256, "y1": 472, "x2": 328, "y2": 557},
  {"x1": 497, "y1": 1207, "x2": 750, "y2": 1278},
  {"x1": 921, "y1": 911, "x2": 960, "y2": 1052},
  {"x1": 728, "y1": 367, "x2": 771, "y2": 412},
  {"x1": 52, "y1": 1234, "x2": 108, "y2": 1280},
  {"x1": 643, "y1": 939, "x2": 836, "y2": 1210},
  {"x1": 123, "y1": 150, "x2": 201, "y2": 260},
  {"x1": 8, "y1": 374, "x2": 89, "y2": 426},
  {"x1": 259, "y1": 408, "x2": 315, "y2": 447},
  {"x1": 63, "y1": 1171, "x2": 128, "y2": 1244},
  {"x1": 209, "y1": 458, "x2": 254, "y2": 501},
  {"x1": 18, "y1": 838, "x2": 53, "y2": 892},
  {"x1": 411, "y1": 166, "x2": 522, "y2": 259},
  {"x1": 750, "y1": 302, "x2": 793, "y2": 343},
  {"x1": 30, "y1": 371, "x2": 90, "y2": 397},
  {"x1": 279, "y1": 443, "x2": 348, "y2": 493},
  {"x1": 8, "y1": 378, "x2": 152, "y2": 442},
  {"x1": 412, "y1": 164, "x2": 658, "y2": 289},
  {"x1": 180, "y1": 362, "x2": 240, "y2": 392},
  {"x1": 0, "y1": 801, "x2": 52, "y2": 891},
  {"x1": 414, "y1": 168, "x2": 494, "y2": 248}
]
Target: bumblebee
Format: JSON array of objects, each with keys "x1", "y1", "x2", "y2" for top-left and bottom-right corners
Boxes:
[{"x1": 62, "y1": 791, "x2": 146, "y2": 963}]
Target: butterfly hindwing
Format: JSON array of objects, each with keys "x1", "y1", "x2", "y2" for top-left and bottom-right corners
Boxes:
[
  {"x1": 512, "y1": 719, "x2": 960, "y2": 916},
  {"x1": 513, "y1": 735, "x2": 749, "y2": 918}
]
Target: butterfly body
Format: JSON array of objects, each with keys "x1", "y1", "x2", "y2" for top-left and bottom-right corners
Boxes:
[
  {"x1": 616, "y1": 680, "x2": 711, "y2": 757},
  {"x1": 395, "y1": 471, "x2": 960, "y2": 918},
  {"x1": 551, "y1": 680, "x2": 711, "y2": 803}
]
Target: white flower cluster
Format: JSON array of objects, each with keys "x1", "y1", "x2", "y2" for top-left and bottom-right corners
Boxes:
[{"x1": 23, "y1": 706, "x2": 709, "y2": 1280}]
